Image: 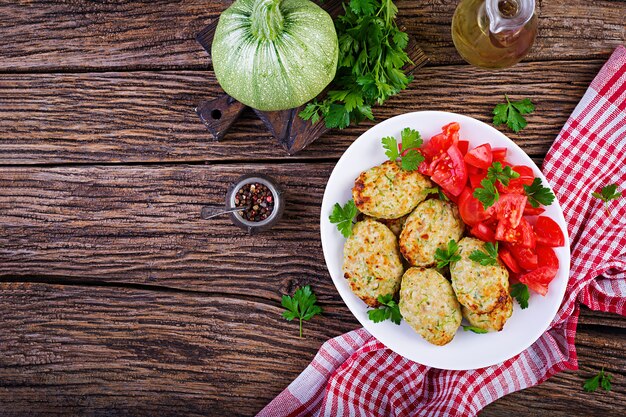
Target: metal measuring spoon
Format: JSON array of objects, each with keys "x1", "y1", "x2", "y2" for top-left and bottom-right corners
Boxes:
[{"x1": 200, "y1": 205, "x2": 247, "y2": 220}]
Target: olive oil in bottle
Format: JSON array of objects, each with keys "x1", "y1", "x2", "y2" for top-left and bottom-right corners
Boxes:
[{"x1": 452, "y1": 0, "x2": 537, "y2": 69}]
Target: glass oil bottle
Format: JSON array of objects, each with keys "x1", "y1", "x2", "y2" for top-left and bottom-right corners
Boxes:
[{"x1": 452, "y1": 0, "x2": 538, "y2": 69}]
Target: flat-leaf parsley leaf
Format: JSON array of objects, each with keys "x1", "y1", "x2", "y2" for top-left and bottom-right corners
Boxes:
[
  {"x1": 329, "y1": 199, "x2": 358, "y2": 238},
  {"x1": 434, "y1": 239, "x2": 461, "y2": 269},
  {"x1": 469, "y1": 242, "x2": 499, "y2": 266},
  {"x1": 474, "y1": 178, "x2": 500, "y2": 209},
  {"x1": 368, "y1": 294, "x2": 402, "y2": 325},
  {"x1": 510, "y1": 283, "x2": 530, "y2": 309},
  {"x1": 524, "y1": 178, "x2": 556, "y2": 208},
  {"x1": 583, "y1": 368, "x2": 612, "y2": 393},
  {"x1": 493, "y1": 95, "x2": 535, "y2": 133},
  {"x1": 381, "y1": 127, "x2": 424, "y2": 171},
  {"x1": 487, "y1": 161, "x2": 520, "y2": 186},
  {"x1": 591, "y1": 183, "x2": 622, "y2": 216},
  {"x1": 282, "y1": 285, "x2": 323, "y2": 338}
]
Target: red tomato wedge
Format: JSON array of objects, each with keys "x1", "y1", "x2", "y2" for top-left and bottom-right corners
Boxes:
[
  {"x1": 431, "y1": 144, "x2": 467, "y2": 196},
  {"x1": 536, "y1": 245, "x2": 559, "y2": 269},
  {"x1": 507, "y1": 243, "x2": 538, "y2": 270},
  {"x1": 496, "y1": 217, "x2": 536, "y2": 248},
  {"x1": 495, "y1": 194, "x2": 527, "y2": 229},
  {"x1": 524, "y1": 204, "x2": 545, "y2": 216},
  {"x1": 492, "y1": 147, "x2": 508, "y2": 162},
  {"x1": 499, "y1": 247, "x2": 522, "y2": 273},
  {"x1": 422, "y1": 122, "x2": 460, "y2": 159},
  {"x1": 458, "y1": 140, "x2": 469, "y2": 155},
  {"x1": 464, "y1": 143, "x2": 493, "y2": 169},
  {"x1": 496, "y1": 166, "x2": 535, "y2": 194},
  {"x1": 469, "y1": 169, "x2": 487, "y2": 189},
  {"x1": 534, "y1": 216, "x2": 565, "y2": 247},
  {"x1": 520, "y1": 266, "x2": 558, "y2": 296},
  {"x1": 458, "y1": 187, "x2": 494, "y2": 226},
  {"x1": 470, "y1": 222, "x2": 496, "y2": 242}
]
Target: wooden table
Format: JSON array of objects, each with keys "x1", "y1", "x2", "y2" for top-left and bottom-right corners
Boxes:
[{"x1": 0, "y1": 1, "x2": 624, "y2": 415}]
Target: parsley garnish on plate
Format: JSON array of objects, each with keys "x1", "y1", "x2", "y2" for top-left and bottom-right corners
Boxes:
[
  {"x1": 462, "y1": 325, "x2": 488, "y2": 334},
  {"x1": 524, "y1": 178, "x2": 556, "y2": 208},
  {"x1": 473, "y1": 178, "x2": 500, "y2": 209},
  {"x1": 493, "y1": 95, "x2": 535, "y2": 133},
  {"x1": 510, "y1": 283, "x2": 530, "y2": 309},
  {"x1": 487, "y1": 161, "x2": 520, "y2": 186},
  {"x1": 423, "y1": 186, "x2": 449, "y2": 201},
  {"x1": 583, "y1": 368, "x2": 612, "y2": 393},
  {"x1": 434, "y1": 239, "x2": 461, "y2": 269},
  {"x1": 329, "y1": 199, "x2": 358, "y2": 238},
  {"x1": 382, "y1": 127, "x2": 424, "y2": 171},
  {"x1": 281, "y1": 285, "x2": 323, "y2": 338},
  {"x1": 299, "y1": 0, "x2": 413, "y2": 129},
  {"x1": 367, "y1": 294, "x2": 402, "y2": 325},
  {"x1": 591, "y1": 183, "x2": 622, "y2": 216},
  {"x1": 469, "y1": 242, "x2": 499, "y2": 266}
]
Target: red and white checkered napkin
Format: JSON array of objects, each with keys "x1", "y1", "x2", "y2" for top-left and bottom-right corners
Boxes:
[{"x1": 259, "y1": 46, "x2": 626, "y2": 417}]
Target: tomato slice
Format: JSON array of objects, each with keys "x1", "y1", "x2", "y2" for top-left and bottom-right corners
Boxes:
[
  {"x1": 470, "y1": 221, "x2": 496, "y2": 242},
  {"x1": 496, "y1": 166, "x2": 535, "y2": 194},
  {"x1": 469, "y1": 169, "x2": 487, "y2": 189},
  {"x1": 495, "y1": 194, "x2": 527, "y2": 229},
  {"x1": 464, "y1": 143, "x2": 493, "y2": 169},
  {"x1": 431, "y1": 144, "x2": 467, "y2": 196},
  {"x1": 496, "y1": 217, "x2": 536, "y2": 248},
  {"x1": 534, "y1": 216, "x2": 565, "y2": 247},
  {"x1": 492, "y1": 148, "x2": 508, "y2": 163},
  {"x1": 507, "y1": 243, "x2": 538, "y2": 270},
  {"x1": 513, "y1": 165, "x2": 534, "y2": 179},
  {"x1": 499, "y1": 247, "x2": 522, "y2": 273},
  {"x1": 523, "y1": 203, "x2": 545, "y2": 216},
  {"x1": 458, "y1": 187, "x2": 494, "y2": 226},
  {"x1": 536, "y1": 245, "x2": 559, "y2": 269},
  {"x1": 458, "y1": 140, "x2": 469, "y2": 155},
  {"x1": 519, "y1": 266, "x2": 558, "y2": 296}
]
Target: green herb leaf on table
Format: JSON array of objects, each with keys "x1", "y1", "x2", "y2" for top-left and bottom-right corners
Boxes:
[
  {"x1": 524, "y1": 178, "x2": 556, "y2": 208},
  {"x1": 434, "y1": 239, "x2": 461, "y2": 269},
  {"x1": 367, "y1": 294, "x2": 402, "y2": 325},
  {"x1": 381, "y1": 128, "x2": 424, "y2": 171},
  {"x1": 487, "y1": 161, "x2": 520, "y2": 186},
  {"x1": 473, "y1": 178, "x2": 500, "y2": 209},
  {"x1": 462, "y1": 325, "x2": 488, "y2": 334},
  {"x1": 591, "y1": 183, "x2": 622, "y2": 215},
  {"x1": 583, "y1": 368, "x2": 613, "y2": 393},
  {"x1": 493, "y1": 95, "x2": 535, "y2": 133},
  {"x1": 469, "y1": 242, "x2": 499, "y2": 266},
  {"x1": 510, "y1": 283, "x2": 530, "y2": 309},
  {"x1": 282, "y1": 285, "x2": 323, "y2": 338},
  {"x1": 299, "y1": 0, "x2": 413, "y2": 129},
  {"x1": 329, "y1": 199, "x2": 358, "y2": 238}
]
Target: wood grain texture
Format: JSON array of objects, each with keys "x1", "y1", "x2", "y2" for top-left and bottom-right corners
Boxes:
[
  {"x1": 0, "y1": 59, "x2": 603, "y2": 164},
  {"x1": 0, "y1": 282, "x2": 624, "y2": 417},
  {"x1": 0, "y1": 0, "x2": 623, "y2": 71}
]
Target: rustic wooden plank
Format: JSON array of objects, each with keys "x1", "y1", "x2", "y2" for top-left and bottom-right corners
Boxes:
[
  {"x1": 0, "y1": 59, "x2": 604, "y2": 164},
  {"x1": 0, "y1": 1, "x2": 623, "y2": 71},
  {"x1": 0, "y1": 282, "x2": 624, "y2": 416}
]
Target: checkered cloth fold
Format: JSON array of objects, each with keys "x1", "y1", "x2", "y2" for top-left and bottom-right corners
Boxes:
[{"x1": 259, "y1": 46, "x2": 626, "y2": 417}]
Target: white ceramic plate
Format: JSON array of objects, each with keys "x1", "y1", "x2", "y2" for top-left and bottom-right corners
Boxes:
[{"x1": 320, "y1": 111, "x2": 570, "y2": 370}]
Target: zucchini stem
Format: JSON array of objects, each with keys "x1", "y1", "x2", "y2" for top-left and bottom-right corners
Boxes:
[{"x1": 250, "y1": 0, "x2": 284, "y2": 41}]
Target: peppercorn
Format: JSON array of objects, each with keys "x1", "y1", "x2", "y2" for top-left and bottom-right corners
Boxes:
[{"x1": 234, "y1": 182, "x2": 275, "y2": 222}]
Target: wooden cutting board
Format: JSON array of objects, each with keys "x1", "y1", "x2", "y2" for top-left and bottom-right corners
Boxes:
[{"x1": 195, "y1": 0, "x2": 428, "y2": 155}]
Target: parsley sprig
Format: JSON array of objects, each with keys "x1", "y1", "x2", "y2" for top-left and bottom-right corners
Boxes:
[
  {"x1": 524, "y1": 178, "x2": 556, "y2": 208},
  {"x1": 462, "y1": 325, "x2": 488, "y2": 334},
  {"x1": 591, "y1": 183, "x2": 622, "y2": 216},
  {"x1": 281, "y1": 285, "x2": 323, "y2": 338},
  {"x1": 473, "y1": 178, "x2": 500, "y2": 210},
  {"x1": 434, "y1": 239, "x2": 461, "y2": 269},
  {"x1": 583, "y1": 368, "x2": 612, "y2": 393},
  {"x1": 493, "y1": 95, "x2": 535, "y2": 133},
  {"x1": 510, "y1": 283, "x2": 530, "y2": 309},
  {"x1": 367, "y1": 294, "x2": 402, "y2": 325},
  {"x1": 382, "y1": 127, "x2": 424, "y2": 171},
  {"x1": 469, "y1": 242, "x2": 499, "y2": 266},
  {"x1": 329, "y1": 199, "x2": 358, "y2": 238},
  {"x1": 487, "y1": 161, "x2": 520, "y2": 186},
  {"x1": 299, "y1": 0, "x2": 413, "y2": 129},
  {"x1": 423, "y1": 186, "x2": 449, "y2": 201}
]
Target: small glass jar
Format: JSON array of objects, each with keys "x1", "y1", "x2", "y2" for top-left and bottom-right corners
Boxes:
[{"x1": 201, "y1": 173, "x2": 284, "y2": 233}]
